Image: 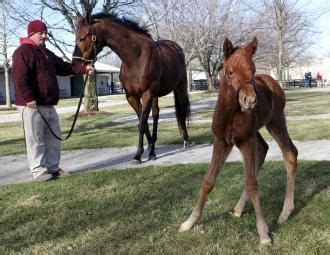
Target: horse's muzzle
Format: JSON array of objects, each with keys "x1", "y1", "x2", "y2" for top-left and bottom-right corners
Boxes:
[{"x1": 239, "y1": 93, "x2": 257, "y2": 112}]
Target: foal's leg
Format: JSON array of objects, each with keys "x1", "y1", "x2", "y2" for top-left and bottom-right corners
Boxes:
[
  {"x1": 266, "y1": 116, "x2": 298, "y2": 224},
  {"x1": 238, "y1": 137, "x2": 271, "y2": 245},
  {"x1": 233, "y1": 132, "x2": 269, "y2": 217},
  {"x1": 148, "y1": 98, "x2": 159, "y2": 160},
  {"x1": 180, "y1": 139, "x2": 232, "y2": 231}
]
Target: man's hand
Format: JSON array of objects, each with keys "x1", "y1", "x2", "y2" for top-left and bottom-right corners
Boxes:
[
  {"x1": 26, "y1": 100, "x2": 37, "y2": 108},
  {"x1": 86, "y1": 65, "x2": 95, "y2": 75}
]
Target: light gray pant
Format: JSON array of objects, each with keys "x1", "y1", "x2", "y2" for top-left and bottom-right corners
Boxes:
[{"x1": 18, "y1": 106, "x2": 61, "y2": 178}]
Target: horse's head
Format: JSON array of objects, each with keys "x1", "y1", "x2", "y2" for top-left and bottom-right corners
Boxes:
[
  {"x1": 223, "y1": 37, "x2": 258, "y2": 112},
  {"x1": 72, "y1": 15, "x2": 104, "y2": 65}
]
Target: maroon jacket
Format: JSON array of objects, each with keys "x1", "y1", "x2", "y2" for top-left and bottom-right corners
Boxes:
[{"x1": 12, "y1": 38, "x2": 87, "y2": 106}]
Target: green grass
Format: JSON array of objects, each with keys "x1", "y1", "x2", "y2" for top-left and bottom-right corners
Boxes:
[
  {"x1": 195, "y1": 88, "x2": 330, "y2": 119},
  {"x1": 284, "y1": 89, "x2": 330, "y2": 116},
  {"x1": 0, "y1": 88, "x2": 329, "y2": 156},
  {"x1": 0, "y1": 161, "x2": 328, "y2": 254}
]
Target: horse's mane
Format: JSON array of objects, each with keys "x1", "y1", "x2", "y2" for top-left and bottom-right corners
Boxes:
[{"x1": 91, "y1": 12, "x2": 152, "y2": 38}]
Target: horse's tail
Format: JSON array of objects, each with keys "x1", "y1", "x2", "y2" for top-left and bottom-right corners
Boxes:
[{"x1": 174, "y1": 72, "x2": 191, "y2": 142}]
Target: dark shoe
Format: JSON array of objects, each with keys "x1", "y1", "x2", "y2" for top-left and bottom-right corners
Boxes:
[
  {"x1": 34, "y1": 172, "x2": 54, "y2": 182},
  {"x1": 53, "y1": 169, "x2": 71, "y2": 177}
]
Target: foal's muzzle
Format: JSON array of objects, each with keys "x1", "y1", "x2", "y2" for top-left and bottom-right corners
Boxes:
[{"x1": 238, "y1": 83, "x2": 257, "y2": 112}]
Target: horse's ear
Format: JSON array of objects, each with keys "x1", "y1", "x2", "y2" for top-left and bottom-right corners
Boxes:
[
  {"x1": 245, "y1": 36, "x2": 258, "y2": 56},
  {"x1": 83, "y1": 12, "x2": 91, "y2": 24},
  {"x1": 223, "y1": 38, "x2": 234, "y2": 59},
  {"x1": 91, "y1": 18, "x2": 101, "y2": 25}
]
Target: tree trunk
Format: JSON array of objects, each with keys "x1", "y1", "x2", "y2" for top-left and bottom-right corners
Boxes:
[
  {"x1": 277, "y1": 35, "x2": 283, "y2": 88},
  {"x1": 206, "y1": 72, "x2": 213, "y2": 91},
  {"x1": 4, "y1": 60, "x2": 11, "y2": 108},
  {"x1": 187, "y1": 68, "x2": 193, "y2": 91},
  {"x1": 83, "y1": 73, "x2": 99, "y2": 112}
]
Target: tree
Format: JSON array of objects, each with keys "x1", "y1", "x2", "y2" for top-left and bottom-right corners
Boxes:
[
  {"x1": 142, "y1": 0, "x2": 262, "y2": 90},
  {"x1": 252, "y1": 0, "x2": 326, "y2": 86},
  {"x1": 0, "y1": 1, "x2": 18, "y2": 109}
]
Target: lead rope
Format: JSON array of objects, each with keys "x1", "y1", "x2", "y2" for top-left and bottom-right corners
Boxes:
[
  {"x1": 35, "y1": 73, "x2": 90, "y2": 140},
  {"x1": 37, "y1": 26, "x2": 98, "y2": 140}
]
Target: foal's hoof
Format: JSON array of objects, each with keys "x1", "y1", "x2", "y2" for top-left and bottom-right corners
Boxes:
[
  {"x1": 260, "y1": 236, "x2": 272, "y2": 246},
  {"x1": 148, "y1": 155, "x2": 157, "y2": 161},
  {"x1": 229, "y1": 211, "x2": 242, "y2": 218},
  {"x1": 277, "y1": 208, "x2": 294, "y2": 224},
  {"x1": 179, "y1": 221, "x2": 192, "y2": 232}
]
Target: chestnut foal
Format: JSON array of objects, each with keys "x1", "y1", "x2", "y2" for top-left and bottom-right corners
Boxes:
[{"x1": 180, "y1": 37, "x2": 298, "y2": 245}]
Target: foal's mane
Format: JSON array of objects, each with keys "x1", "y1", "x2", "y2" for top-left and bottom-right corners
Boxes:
[{"x1": 90, "y1": 12, "x2": 152, "y2": 38}]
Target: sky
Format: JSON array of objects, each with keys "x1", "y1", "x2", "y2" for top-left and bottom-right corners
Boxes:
[
  {"x1": 313, "y1": 15, "x2": 330, "y2": 57},
  {"x1": 302, "y1": 0, "x2": 330, "y2": 57}
]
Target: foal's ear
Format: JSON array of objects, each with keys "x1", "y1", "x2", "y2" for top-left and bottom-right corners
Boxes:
[
  {"x1": 223, "y1": 38, "x2": 234, "y2": 59},
  {"x1": 245, "y1": 36, "x2": 258, "y2": 56}
]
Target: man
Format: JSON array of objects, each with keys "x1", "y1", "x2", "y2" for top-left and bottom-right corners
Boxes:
[{"x1": 12, "y1": 20, "x2": 94, "y2": 181}]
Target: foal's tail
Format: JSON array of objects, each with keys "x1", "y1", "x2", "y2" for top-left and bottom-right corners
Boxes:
[{"x1": 174, "y1": 73, "x2": 191, "y2": 142}]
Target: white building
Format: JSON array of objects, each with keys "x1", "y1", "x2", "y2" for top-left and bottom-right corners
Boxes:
[
  {"x1": 0, "y1": 62, "x2": 120, "y2": 104},
  {"x1": 288, "y1": 57, "x2": 330, "y2": 81}
]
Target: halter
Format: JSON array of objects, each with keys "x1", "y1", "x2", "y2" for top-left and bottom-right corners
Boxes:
[
  {"x1": 72, "y1": 24, "x2": 98, "y2": 64},
  {"x1": 223, "y1": 68, "x2": 257, "y2": 95}
]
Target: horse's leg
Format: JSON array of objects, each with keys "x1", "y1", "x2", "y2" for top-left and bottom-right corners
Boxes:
[
  {"x1": 133, "y1": 91, "x2": 154, "y2": 163},
  {"x1": 126, "y1": 93, "x2": 141, "y2": 120},
  {"x1": 180, "y1": 138, "x2": 232, "y2": 231},
  {"x1": 238, "y1": 137, "x2": 271, "y2": 245},
  {"x1": 126, "y1": 93, "x2": 147, "y2": 163},
  {"x1": 125, "y1": 93, "x2": 152, "y2": 147},
  {"x1": 148, "y1": 97, "x2": 159, "y2": 160},
  {"x1": 266, "y1": 116, "x2": 298, "y2": 224},
  {"x1": 233, "y1": 132, "x2": 269, "y2": 217},
  {"x1": 174, "y1": 84, "x2": 190, "y2": 148}
]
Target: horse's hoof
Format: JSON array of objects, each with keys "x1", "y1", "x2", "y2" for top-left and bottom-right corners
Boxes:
[
  {"x1": 148, "y1": 155, "x2": 156, "y2": 161},
  {"x1": 183, "y1": 140, "x2": 190, "y2": 149},
  {"x1": 131, "y1": 159, "x2": 141, "y2": 164}
]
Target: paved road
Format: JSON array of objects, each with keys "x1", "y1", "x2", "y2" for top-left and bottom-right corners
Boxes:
[{"x1": 1, "y1": 140, "x2": 329, "y2": 186}]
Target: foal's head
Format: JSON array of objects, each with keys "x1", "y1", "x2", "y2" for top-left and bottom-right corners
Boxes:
[
  {"x1": 72, "y1": 15, "x2": 104, "y2": 64},
  {"x1": 223, "y1": 37, "x2": 258, "y2": 112}
]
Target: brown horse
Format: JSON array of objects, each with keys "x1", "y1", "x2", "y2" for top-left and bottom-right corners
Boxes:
[
  {"x1": 72, "y1": 13, "x2": 190, "y2": 162},
  {"x1": 179, "y1": 37, "x2": 298, "y2": 245}
]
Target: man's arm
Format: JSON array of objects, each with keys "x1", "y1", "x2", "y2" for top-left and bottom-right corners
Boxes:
[{"x1": 52, "y1": 52, "x2": 94, "y2": 76}]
